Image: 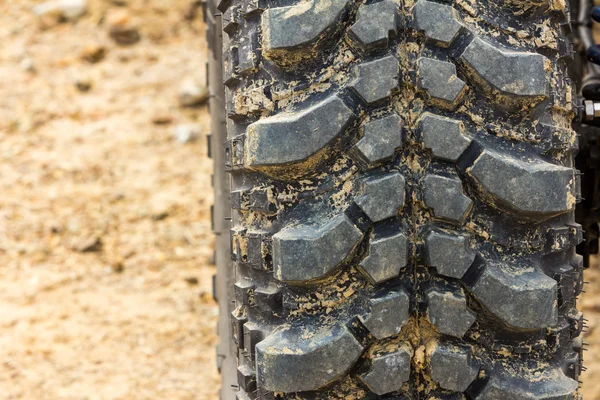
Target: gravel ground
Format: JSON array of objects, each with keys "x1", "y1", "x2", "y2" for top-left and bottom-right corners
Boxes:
[
  {"x1": 0, "y1": 1, "x2": 218, "y2": 399},
  {"x1": 0, "y1": 1, "x2": 599, "y2": 399}
]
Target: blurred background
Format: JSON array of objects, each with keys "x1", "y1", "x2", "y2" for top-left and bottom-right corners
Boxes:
[
  {"x1": 0, "y1": 0, "x2": 218, "y2": 399},
  {"x1": 0, "y1": 1, "x2": 599, "y2": 399}
]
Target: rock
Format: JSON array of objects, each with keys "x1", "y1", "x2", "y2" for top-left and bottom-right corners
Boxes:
[
  {"x1": 173, "y1": 124, "x2": 201, "y2": 144},
  {"x1": 75, "y1": 77, "x2": 92, "y2": 92},
  {"x1": 185, "y1": 277, "x2": 199, "y2": 285},
  {"x1": 20, "y1": 58, "x2": 36, "y2": 73},
  {"x1": 109, "y1": 26, "x2": 141, "y2": 45},
  {"x1": 74, "y1": 236, "x2": 102, "y2": 253},
  {"x1": 152, "y1": 113, "x2": 174, "y2": 125},
  {"x1": 111, "y1": 261, "x2": 124, "y2": 273},
  {"x1": 108, "y1": 11, "x2": 140, "y2": 45},
  {"x1": 81, "y1": 44, "x2": 106, "y2": 63},
  {"x1": 178, "y1": 80, "x2": 209, "y2": 107},
  {"x1": 33, "y1": 0, "x2": 87, "y2": 21}
]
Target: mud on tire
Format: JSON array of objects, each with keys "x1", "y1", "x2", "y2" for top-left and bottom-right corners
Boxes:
[{"x1": 216, "y1": 0, "x2": 585, "y2": 398}]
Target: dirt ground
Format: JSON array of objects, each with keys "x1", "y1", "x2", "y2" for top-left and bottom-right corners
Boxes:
[
  {"x1": 0, "y1": 1, "x2": 600, "y2": 399},
  {"x1": 0, "y1": 1, "x2": 218, "y2": 399}
]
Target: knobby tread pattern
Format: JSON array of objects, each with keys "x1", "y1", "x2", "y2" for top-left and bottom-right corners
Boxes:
[{"x1": 219, "y1": 0, "x2": 584, "y2": 398}]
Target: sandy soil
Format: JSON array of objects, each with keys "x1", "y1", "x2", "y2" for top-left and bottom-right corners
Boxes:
[
  {"x1": 0, "y1": 1, "x2": 599, "y2": 399},
  {"x1": 0, "y1": 1, "x2": 218, "y2": 399}
]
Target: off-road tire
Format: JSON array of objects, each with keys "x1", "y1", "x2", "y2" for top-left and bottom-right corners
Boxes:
[{"x1": 213, "y1": 0, "x2": 585, "y2": 398}]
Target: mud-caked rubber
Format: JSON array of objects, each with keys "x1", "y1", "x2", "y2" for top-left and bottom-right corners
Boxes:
[{"x1": 216, "y1": 0, "x2": 584, "y2": 398}]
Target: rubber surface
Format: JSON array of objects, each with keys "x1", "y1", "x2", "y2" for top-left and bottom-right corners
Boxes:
[{"x1": 216, "y1": 0, "x2": 584, "y2": 398}]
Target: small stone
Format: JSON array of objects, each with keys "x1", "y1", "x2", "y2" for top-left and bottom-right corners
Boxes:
[
  {"x1": 81, "y1": 44, "x2": 106, "y2": 63},
  {"x1": 152, "y1": 112, "x2": 174, "y2": 125},
  {"x1": 20, "y1": 58, "x2": 36, "y2": 73},
  {"x1": 33, "y1": 0, "x2": 87, "y2": 21},
  {"x1": 173, "y1": 124, "x2": 201, "y2": 144},
  {"x1": 74, "y1": 236, "x2": 103, "y2": 253},
  {"x1": 108, "y1": 11, "x2": 140, "y2": 45},
  {"x1": 111, "y1": 261, "x2": 125, "y2": 273},
  {"x1": 179, "y1": 80, "x2": 209, "y2": 107},
  {"x1": 109, "y1": 25, "x2": 141, "y2": 45},
  {"x1": 185, "y1": 277, "x2": 199, "y2": 285},
  {"x1": 75, "y1": 77, "x2": 93, "y2": 92}
]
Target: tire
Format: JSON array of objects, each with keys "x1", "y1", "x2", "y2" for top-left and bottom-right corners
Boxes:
[
  {"x1": 214, "y1": 0, "x2": 584, "y2": 398},
  {"x1": 206, "y1": 2, "x2": 239, "y2": 399}
]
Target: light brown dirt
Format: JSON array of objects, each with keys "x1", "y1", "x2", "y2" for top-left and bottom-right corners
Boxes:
[{"x1": 0, "y1": 1, "x2": 219, "y2": 399}]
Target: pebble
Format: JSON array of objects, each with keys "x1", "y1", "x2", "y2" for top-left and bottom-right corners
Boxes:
[
  {"x1": 178, "y1": 80, "x2": 209, "y2": 107},
  {"x1": 108, "y1": 10, "x2": 140, "y2": 45},
  {"x1": 74, "y1": 236, "x2": 103, "y2": 253},
  {"x1": 184, "y1": 277, "x2": 199, "y2": 285},
  {"x1": 173, "y1": 124, "x2": 201, "y2": 144},
  {"x1": 151, "y1": 113, "x2": 174, "y2": 125},
  {"x1": 81, "y1": 44, "x2": 106, "y2": 63},
  {"x1": 20, "y1": 58, "x2": 36, "y2": 73},
  {"x1": 109, "y1": 25, "x2": 141, "y2": 45},
  {"x1": 75, "y1": 77, "x2": 92, "y2": 92},
  {"x1": 33, "y1": 0, "x2": 87, "y2": 21}
]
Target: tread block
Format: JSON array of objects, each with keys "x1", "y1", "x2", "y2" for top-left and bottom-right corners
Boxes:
[
  {"x1": 256, "y1": 323, "x2": 364, "y2": 393},
  {"x1": 476, "y1": 368, "x2": 578, "y2": 400},
  {"x1": 412, "y1": 0, "x2": 463, "y2": 47},
  {"x1": 239, "y1": 0, "x2": 266, "y2": 17},
  {"x1": 237, "y1": 363, "x2": 257, "y2": 392},
  {"x1": 222, "y1": 6, "x2": 240, "y2": 36},
  {"x1": 429, "y1": 344, "x2": 478, "y2": 392},
  {"x1": 349, "y1": 55, "x2": 400, "y2": 104},
  {"x1": 245, "y1": 95, "x2": 355, "y2": 167},
  {"x1": 254, "y1": 286, "x2": 283, "y2": 314},
  {"x1": 350, "y1": 114, "x2": 404, "y2": 169},
  {"x1": 425, "y1": 230, "x2": 475, "y2": 279},
  {"x1": 355, "y1": 171, "x2": 406, "y2": 222},
  {"x1": 359, "y1": 288, "x2": 410, "y2": 339},
  {"x1": 471, "y1": 264, "x2": 558, "y2": 330},
  {"x1": 426, "y1": 285, "x2": 475, "y2": 338},
  {"x1": 423, "y1": 174, "x2": 473, "y2": 224},
  {"x1": 467, "y1": 148, "x2": 575, "y2": 218},
  {"x1": 232, "y1": 187, "x2": 277, "y2": 213},
  {"x1": 418, "y1": 57, "x2": 466, "y2": 109},
  {"x1": 460, "y1": 37, "x2": 547, "y2": 99},
  {"x1": 349, "y1": 0, "x2": 398, "y2": 51},
  {"x1": 243, "y1": 322, "x2": 265, "y2": 360},
  {"x1": 261, "y1": 0, "x2": 350, "y2": 54},
  {"x1": 359, "y1": 231, "x2": 409, "y2": 284},
  {"x1": 359, "y1": 342, "x2": 412, "y2": 395},
  {"x1": 234, "y1": 280, "x2": 256, "y2": 305},
  {"x1": 238, "y1": 28, "x2": 259, "y2": 76},
  {"x1": 272, "y1": 214, "x2": 364, "y2": 282},
  {"x1": 232, "y1": 311, "x2": 248, "y2": 349},
  {"x1": 419, "y1": 112, "x2": 471, "y2": 162}
]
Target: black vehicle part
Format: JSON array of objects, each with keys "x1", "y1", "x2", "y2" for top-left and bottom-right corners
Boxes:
[{"x1": 572, "y1": 0, "x2": 600, "y2": 267}]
